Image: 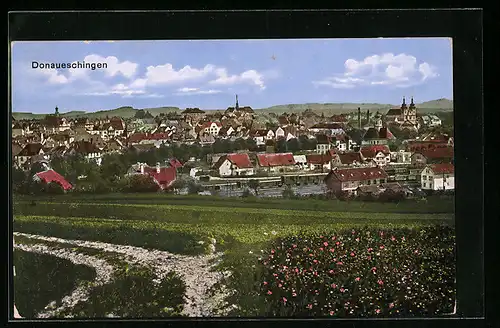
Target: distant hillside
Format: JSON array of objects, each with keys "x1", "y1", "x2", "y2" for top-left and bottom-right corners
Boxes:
[
  {"x1": 12, "y1": 106, "x2": 180, "y2": 120},
  {"x1": 12, "y1": 99, "x2": 452, "y2": 120}
]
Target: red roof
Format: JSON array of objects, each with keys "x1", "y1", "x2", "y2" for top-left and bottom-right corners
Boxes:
[
  {"x1": 169, "y1": 158, "x2": 183, "y2": 168},
  {"x1": 227, "y1": 153, "x2": 253, "y2": 168},
  {"x1": 257, "y1": 153, "x2": 296, "y2": 167},
  {"x1": 327, "y1": 167, "x2": 388, "y2": 182},
  {"x1": 360, "y1": 145, "x2": 391, "y2": 158},
  {"x1": 336, "y1": 152, "x2": 363, "y2": 164},
  {"x1": 128, "y1": 133, "x2": 147, "y2": 143},
  {"x1": 429, "y1": 163, "x2": 454, "y2": 174},
  {"x1": 306, "y1": 154, "x2": 332, "y2": 164},
  {"x1": 418, "y1": 146, "x2": 454, "y2": 159},
  {"x1": 35, "y1": 170, "x2": 73, "y2": 190},
  {"x1": 143, "y1": 167, "x2": 177, "y2": 189},
  {"x1": 147, "y1": 133, "x2": 170, "y2": 141}
]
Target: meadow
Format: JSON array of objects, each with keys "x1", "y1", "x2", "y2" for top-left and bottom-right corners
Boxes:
[{"x1": 12, "y1": 193, "x2": 455, "y2": 318}]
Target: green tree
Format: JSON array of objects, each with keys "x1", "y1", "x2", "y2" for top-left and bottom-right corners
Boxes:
[
  {"x1": 122, "y1": 174, "x2": 160, "y2": 193},
  {"x1": 12, "y1": 166, "x2": 27, "y2": 192},
  {"x1": 46, "y1": 181, "x2": 65, "y2": 195},
  {"x1": 187, "y1": 180, "x2": 203, "y2": 194},
  {"x1": 282, "y1": 185, "x2": 296, "y2": 199},
  {"x1": 248, "y1": 179, "x2": 260, "y2": 196},
  {"x1": 100, "y1": 153, "x2": 127, "y2": 183},
  {"x1": 276, "y1": 139, "x2": 287, "y2": 153},
  {"x1": 287, "y1": 138, "x2": 300, "y2": 153}
]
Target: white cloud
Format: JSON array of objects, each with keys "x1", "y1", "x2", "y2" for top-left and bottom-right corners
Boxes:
[
  {"x1": 174, "y1": 87, "x2": 221, "y2": 96},
  {"x1": 136, "y1": 64, "x2": 215, "y2": 86},
  {"x1": 69, "y1": 54, "x2": 138, "y2": 80},
  {"x1": 315, "y1": 53, "x2": 439, "y2": 89},
  {"x1": 37, "y1": 69, "x2": 69, "y2": 84},
  {"x1": 210, "y1": 68, "x2": 266, "y2": 90}
]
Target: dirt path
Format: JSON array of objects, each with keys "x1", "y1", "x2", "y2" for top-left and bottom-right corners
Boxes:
[
  {"x1": 13, "y1": 232, "x2": 228, "y2": 317},
  {"x1": 14, "y1": 242, "x2": 115, "y2": 318}
]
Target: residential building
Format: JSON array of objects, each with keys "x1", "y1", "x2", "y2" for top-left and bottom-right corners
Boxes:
[
  {"x1": 411, "y1": 146, "x2": 454, "y2": 165},
  {"x1": 214, "y1": 153, "x2": 255, "y2": 177},
  {"x1": 306, "y1": 154, "x2": 332, "y2": 171},
  {"x1": 324, "y1": 166, "x2": 389, "y2": 195},
  {"x1": 15, "y1": 143, "x2": 45, "y2": 168},
  {"x1": 420, "y1": 163, "x2": 455, "y2": 191},
  {"x1": 256, "y1": 153, "x2": 297, "y2": 173},
  {"x1": 316, "y1": 134, "x2": 334, "y2": 154},
  {"x1": 360, "y1": 145, "x2": 391, "y2": 167},
  {"x1": 67, "y1": 141, "x2": 103, "y2": 165}
]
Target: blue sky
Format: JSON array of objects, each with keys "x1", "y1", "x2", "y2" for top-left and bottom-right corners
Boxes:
[{"x1": 11, "y1": 38, "x2": 453, "y2": 113}]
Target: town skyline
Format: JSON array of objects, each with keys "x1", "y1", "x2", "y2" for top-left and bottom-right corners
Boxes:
[{"x1": 11, "y1": 38, "x2": 453, "y2": 113}]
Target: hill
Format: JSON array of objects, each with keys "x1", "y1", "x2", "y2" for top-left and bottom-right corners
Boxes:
[
  {"x1": 12, "y1": 99, "x2": 453, "y2": 120},
  {"x1": 12, "y1": 106, "x2": 180, "y2": 120}
]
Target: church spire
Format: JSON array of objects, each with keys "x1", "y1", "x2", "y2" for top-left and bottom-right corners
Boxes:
[
  {"x1": 55, "y1": 106, "x2": 59, "y2": 116},
  {"x1": 410, "y1": 96, "x2": 415, "y2": 106},
  {"x1": 235, "y1": 94, "x2": 239, "y2": 110},
  {"x1": 401, "y1": 96, "x2": 407, "y2": 109}
]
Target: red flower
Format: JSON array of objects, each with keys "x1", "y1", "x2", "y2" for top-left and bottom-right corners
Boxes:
[
  {"x1": 350, "y1": 252, "x2": 355, "y2": 257},
  {"x1": 377, "y1": 279, "x2": 384, "y2": 286},
  {"x1": 371, "y1": 267, "x2": 377, "y2": 272},
  {"x1": 330, "y1": 310, "x2": 335, "y2": 316},
  {"x1": 336, "y1": 241, "x2": 340, "y2": 246},
  {"x1": 267, "y1": 290, "x2": 272, "y2": 295},
  {"x1": 323, "y1": 241, "x2": 329, "y2": 247},
  {"x1": 355, "y1": 277, "x2": 360, "y2": 281},
  {"x1": 314, "y1": 271, "x2": 318, "y2": 276}
]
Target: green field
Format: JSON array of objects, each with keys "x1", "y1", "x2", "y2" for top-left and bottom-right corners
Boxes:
[{"x1": 13, "y1": 193, "x2": 455, "y2": 317}]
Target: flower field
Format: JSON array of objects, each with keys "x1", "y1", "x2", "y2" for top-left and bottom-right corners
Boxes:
[{"x1": 13, "y1": 194, "x2": 455, "y2": 318}]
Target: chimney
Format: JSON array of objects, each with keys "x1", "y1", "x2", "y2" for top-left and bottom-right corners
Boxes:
[
  {"x1": 357, "y1": 107, "x2": 361, "y2": 129},
  {"x1": 140, "y1": 163, "x2": 145, "y2": 174},
  {"x1": 366, "y1": 110, "x2": 370, "y2": 123},
  {"x1": 156, "y1": 162, "x2": 160, "y2": 173}
]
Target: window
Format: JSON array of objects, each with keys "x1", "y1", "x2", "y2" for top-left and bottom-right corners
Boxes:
[
  {"x1": 367, "y1": 180, "x2": 371, "y2": 185},
  {"x1": 422, "y1": 175, "x2": 426, "y2": 180},
  {"x1": 423, "y1": 183, "x2": 426, "y2": 187}
]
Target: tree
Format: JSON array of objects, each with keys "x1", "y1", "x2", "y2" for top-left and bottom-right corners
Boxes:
[
  {"x1": 46, "y1": 181, "x2": 65, "y2": 195},
  {"x1": 282, "y1": 185, "x2": 296, "y2": 199},
  {"x1": 122, "y1": 174, "x2": 160, "y2": 193},
  {"x1": 187, "y1": 180, "x2": 203, "y2": 194},
  {"x1": 248, "y1": 179, "x2": 260, "y2": 196},
  {"x1": 12, "y1": 166, "x2": 27, "y2": 193},
  {"x1": 287, "y1": 138, "x2": 300, "y2": 153},
  {"x1": 276, "y1": 138, "x2": 287, "y2": 153},
  {"x1": 241, "y1": 188, "x2": 252, "y2": 198},
  {"x1": 100, "y1": 153, "x2": 127, "y2": 183},
  {"x1": 170, "y1": 178, "x2": 187, "y2": 192},
  {"x1": 245, "y1": 138, "x2": 257, "y2": 151}
]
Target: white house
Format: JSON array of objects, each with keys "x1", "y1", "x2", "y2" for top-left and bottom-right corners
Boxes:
[
  {"x1": 200, "y1": 122, "x2": 222, "y2": 136},
  {"x1": 275, "y1": 127, "x2": 285, "y2": 140},
  {"x1": 293, "y1": 155, "x2": 309, "y2": 171},
  {"x1": 421, "y1": 115, "x2": 442, "y2": 127},
  {"x1": 420, "y1": 163, "x2": 455, "y2": 191},
  {"x1": 361, "y1": 145, "x2": 391, "y2": 167},
  {"x1": 390, "y1": 150, "x2": 413, "y2": 164},
  {"x1": 214, "y1": 153, "x2": 255, "y2": 177}
]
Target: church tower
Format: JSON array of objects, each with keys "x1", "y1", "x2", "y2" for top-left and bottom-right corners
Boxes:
[
  {"x1": 55, "y1": 106, "x2": 60, "y2": 116},
  {"x1": 235, "y1": 94, "x2": 239, "y2": 111},
  {"x1": 407, "y1": 96, "x2": 417, "y2": 125}
]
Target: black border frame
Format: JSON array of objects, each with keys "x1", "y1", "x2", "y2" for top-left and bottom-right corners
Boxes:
[{"x1": 6, "y1": 9, "x2": 485, "y2": 328}]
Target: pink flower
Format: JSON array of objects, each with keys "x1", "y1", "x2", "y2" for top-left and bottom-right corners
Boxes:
[
  {"x1": 292, "y1": 244, "x2": 297, "y2": 248},
  {"x1": 329, "y1": 269, "x2": 335, "y2": 274},
  {"x1": 307, "y1": 304, "x2": 313, "y2": 309},
  {"x1": 313, "y1": 271, "x2": 318, "y2": 276},
  {"x1": 352, "y1": 230, "x2": 356, "y2": 235},
  {"x1": 319, "y1": 235, "x2": 324, "y2": 239},
  {"x1": 389, "y1": 302, "x2": 395, "y2": 309},
  {"x1": 379, "y1": 231, "x2": 384, "y2": 237},
  {"x1": 309, "y1": 253, "x2": 314, "y2": 257},
  {"x1": 336, "y1": 241, "x2": 340, "y2": 246},
  {"x1": 315, "y1": 289, "x2": 318, "y2": 294},
  {"x1": 292, "y1": 292, "x2": 297, "y2": 297},
  {"x1": 355, "y1": 238, "x2": 360, "y2": 242},
  {"x1": 319, "y1": 247, "x2": 324, "y2": 251},
  {"x1": 313, "y1": 259, "x2": 318, "y2": 264},
  {"x1": 295, "y1": 268, "x2": 299, "y2": 273},
  {"x1": 371, "y1": 266, "x2": 377, "y2": 271},
  {"x1": 367, "y1": 256, "x2": 372, "y2": 260},
  {"x1": 332, "y1": 236, "x2": 336, "y2": 240},
  {"x1": 329, "y1": 248, "x2": 335, "y2": 253},
  {"x1": 402, "y1": 236, "x2": 406, "y2": 241},
  {"x1": 377, "y1": 279, "x2": 384, "y2": 286},
  {"x1": 368, "y1": 247, "x2": 373, "y2": 252},
  {"x1": 267, "y1": 290, "x2": 272, "y2": 295},
  {"x1": 278, "y1": 283, "x2": 282, "y2": 288},
  {"x1": 323, "y1": 241, "x2": 329, "y2": 247},
  {"x1": 350, "y1": 252, "x2": 355, "y2": 257},
  {"x1": 340, "y1": 288, "x2": 345, "y2": 293},
  {"x1": 273, "y1": 273, "x2": 278, "y2": 277},
  {"x1": 375, "y1": 309, "x2": 381, "y2": 314},
  {"x1": 336, "y1": 261, "x2": 343, "y2": 265},
  {"x1": 355, "y1": 277, "x2": 360, "y2": 281},
  {"x1": 283, "y1": 265, "x2": 288, "y2": 270},
  {"x1": 380, "y1": 245, "x2": 385, "y2": 250},
  {"x1": 331, "y1": 283, "x2": 337, "y2": 289},
  {"x1": 329, "y1": 310, "x2": 335, "y2": 316},
  {"x1": 391, "y1": 236, "x2": 396, "y2": 241},
  {"x1": 282, "y1": 297, "x2": 287, "y2": 303},
  {"x1": 414, "y1": 249, "x2": 419, "y2": 254},
  {"x1": 271, "y1": 250, "x2": 275, "y2": 254},
  {"x1": 263, "y1": 281, "x2": 268, "y2": 285}
]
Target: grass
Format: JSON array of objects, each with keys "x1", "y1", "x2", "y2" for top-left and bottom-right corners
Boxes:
[
  {"x1": 13, "y1": 193, "x2": 455, "y2": 214},
  {"x1": 13, "y1": 249, "x2": 96, "y2": 318}
]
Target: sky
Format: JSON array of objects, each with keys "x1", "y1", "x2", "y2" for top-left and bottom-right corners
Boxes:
[{"x1": 11, "y1": 38, "x2": 453, "y2": 113}]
